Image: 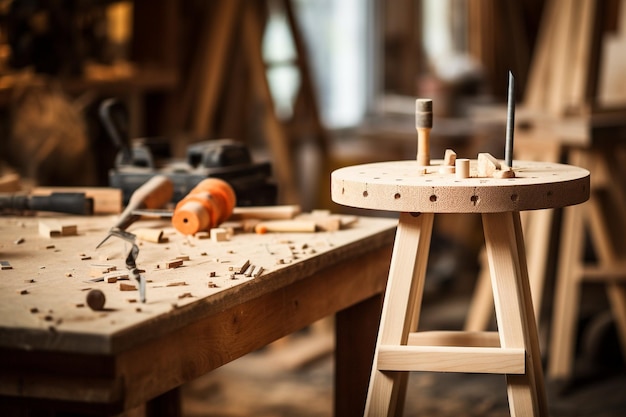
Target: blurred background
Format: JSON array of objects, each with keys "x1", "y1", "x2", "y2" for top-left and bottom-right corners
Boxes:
[{"x1": 1, "y1": 1, "x2": 626, "y2": 415}]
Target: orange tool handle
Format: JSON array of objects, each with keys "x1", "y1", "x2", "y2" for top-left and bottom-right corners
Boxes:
[{"x1": 172, "y1": 178, "x2": 236, "y2": 235}]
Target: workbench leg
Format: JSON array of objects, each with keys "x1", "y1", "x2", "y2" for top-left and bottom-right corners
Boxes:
[
  {"x1": 483, "y1": 212, "x2": 548, "y2": 416},
  {"x1": 335, "y1": 293, "x2": 383, "y2": 417},
  {"x1": 364, "y1": 212, "x2": 434, "y2": 417},
  {"x1": 145, "y1": 387, "x2": 181, "y2": 417}
]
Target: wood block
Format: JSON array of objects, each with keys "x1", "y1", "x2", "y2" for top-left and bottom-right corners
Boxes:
[
  {"x1": 210, "y1": 228, "x2": 229, "y2": 242},
  {"x1": 477, "y1": 153, "x2": 501, "y2": 177},
  {"x1": 38, "y1": 220, "x2": 77, "y2": 238},
  {"x1": 444, "y1": 149, "x2": 457, "y2": 166},
  {"x1": 158, "y1": 259, "x2": 184, "y2": 269},
  {"x1": 133, "y1": 228, "x2": 165, "y2": 243},
  {"x1": 229, "y1": 259, "x2": 250, "y2": 274},
  {"x1": 119, "y1": 283, "x2": 137, "y2": 291},
  {"x1": 455, "y1": 158, "x2": 470, "y2": 179}
]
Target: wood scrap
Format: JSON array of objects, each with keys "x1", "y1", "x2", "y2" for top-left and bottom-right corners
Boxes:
[
  {"x1": 477, "y1": 153, "x2": 501, "y2": 177},
  {"x1": 444, "y1": 149, "x2": 457, "y2": 165},
  {"x1": 119, "y1": 283, "x2": 136, "y2": 291},
  {"x1": 157, "y1": 259, "x2": 183, "y2": 269},
  {"x1": 229, "y1": 259, "x2": 250, "y2": 274},
  {"x1": 133, "y1": 228, "x2": 166, "y2": 243},
  {"x1": 38, "y1": 220, "x2": 77, "y2": 238},
  {"x1": 254, "y1": 220, "x2": 316, "y2": 234},
  {"x1": 230, "y1": 204, "x2": 301, "y2": 220},
  {"x1": 210, "y1": 227, "x2": 229, "y2": 242}
]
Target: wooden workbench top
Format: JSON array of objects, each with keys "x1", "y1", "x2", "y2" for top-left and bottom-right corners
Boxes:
[{"x1": 0, "y1": 215, "x2": 396, "y2": 355}]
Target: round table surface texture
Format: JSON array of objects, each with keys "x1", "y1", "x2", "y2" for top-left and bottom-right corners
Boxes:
[{"x1": 331, "y1": 160, "x2": 590, "y2": 213}]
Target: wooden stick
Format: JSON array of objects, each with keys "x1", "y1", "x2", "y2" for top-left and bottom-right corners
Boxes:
[
  {"x1": 415, "y1": 99, "x2": 433, "y2": 166},
  {"x1": 230, "y1": 205, "x2": 301, "y2": 220},
  {"x1": 254, "y1": 220, "x2": 316, "y2": 234}
]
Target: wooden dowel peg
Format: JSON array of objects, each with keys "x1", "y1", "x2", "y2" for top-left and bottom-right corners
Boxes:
[
  {"x1": 415, "y1": 99, "x2": 433, "y2": 167},
  {"x1": 455, "y1": 158, "x2": 470, "y2": 179}
]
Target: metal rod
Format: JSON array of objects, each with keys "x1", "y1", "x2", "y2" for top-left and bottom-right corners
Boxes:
[{"x1": 505, "y1": 71, "x2": 515, "y2": 168}]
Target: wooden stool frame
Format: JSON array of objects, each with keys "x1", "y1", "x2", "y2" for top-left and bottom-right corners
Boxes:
[{"x1": 331, "y1": 159, "x2": 589, "y2": 416}]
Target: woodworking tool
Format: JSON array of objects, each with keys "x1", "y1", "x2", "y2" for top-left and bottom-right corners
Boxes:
[
  {"x1": 100, "y1": 99, "x2": 276, "y2": 206},
  {"x1": 107, "y1": 228, "x2": 146, "y2": 303},
  {"x1": 96, "y1": 174, "x2": 173, "y2": 248},
  {"x1": 0, "y1": 192, "x2": 93, "y2": 215},
  {"x1": 415, "y1": 98, "x2": 433, "y2": 166},
  {"x1": 172, "y1": 178, "x2": 237, "y2": 235},
  {"x1": 505, "y1": 71, "x2": 515, "y2": 168}
]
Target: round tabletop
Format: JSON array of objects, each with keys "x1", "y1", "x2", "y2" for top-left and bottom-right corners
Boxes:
[{"x1": 331, "y1": 160, "x2": 590, "y2": 213}]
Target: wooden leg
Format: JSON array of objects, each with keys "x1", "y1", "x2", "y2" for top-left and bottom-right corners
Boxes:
[
  {"x1": 483, "y1": 212, "x2": 548, "y2": 416},
  {"x1": 335, "y1": 294, "x2": 383, "y2": 417},
  {"x1": 364, "y1": 212, "x2": 434, "y2": 417},
  {"x1": 466, "y1": 208, "x2": 555, "y2": 332},
  {"x1": 145, "y1": 387, "x2": 181, "y2": 417},
  {"x1": 465, "y1": 249, "x2": 494, "y2": 331}
]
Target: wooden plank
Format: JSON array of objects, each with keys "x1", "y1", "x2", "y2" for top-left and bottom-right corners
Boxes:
[
  {"x1": 377, "y1": 345, "x2": 525, "y2": 374},
  {"x1": 408, "y1": 330, "x2": 500, "y2": 348}
]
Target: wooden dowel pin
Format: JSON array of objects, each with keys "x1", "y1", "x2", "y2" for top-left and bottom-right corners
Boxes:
[{"x1": 416, "y1": 98, "x2": 433, "y2": 167}]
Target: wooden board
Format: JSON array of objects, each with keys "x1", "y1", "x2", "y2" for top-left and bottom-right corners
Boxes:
[
  {"x1": 0, "y1": 215, "x2": 396, "y2": 355},
  {"x1": 332, "y1": 160, "x2": 590, "y2": 213}
]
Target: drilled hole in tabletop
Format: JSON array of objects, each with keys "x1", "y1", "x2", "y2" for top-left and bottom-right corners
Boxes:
[
  {"x1": 363, "y1": 191, "x2": 369, "y2": 197},
  {"x1": 429, "y1": 195, "x2": 437, "y2": 202},
  {"x1": 394, "y1": 193, "x2": 401, "y2": 199},
  {"x1": 511, "y1": 194, "x2": 519, "y2": 202},
  {"x1": 547, "y1": 190, "x2": 553, "y2": 197},
  {"x1": 471, "y1": 195, "x2": 479, "y2": 205}
]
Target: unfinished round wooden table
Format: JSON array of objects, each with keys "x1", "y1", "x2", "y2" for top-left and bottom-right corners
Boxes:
[{"x1": 331, "y1": 159, "x2": 590, "y2": 417}]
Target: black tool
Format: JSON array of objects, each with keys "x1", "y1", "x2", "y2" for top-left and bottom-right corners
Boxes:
[
  {"x1": 99, "y1": 99, "x2": 277, "y2": 206},
  {"x1": 0, "y1": 192, "x2": 93, "y2": 215}
]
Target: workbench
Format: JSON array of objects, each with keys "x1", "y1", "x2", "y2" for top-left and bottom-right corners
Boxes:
[{"x1": 0, "y1": 214, "x2": 396, "y2": 416}]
